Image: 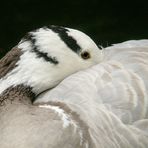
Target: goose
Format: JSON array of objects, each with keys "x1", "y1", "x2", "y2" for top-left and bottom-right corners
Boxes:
[
  {"x1": 0, "y1": 25, "x2": 102, "y2": 148},
  {"x1": 0, "y1": 26, "x2": 148, "y2": 147}
]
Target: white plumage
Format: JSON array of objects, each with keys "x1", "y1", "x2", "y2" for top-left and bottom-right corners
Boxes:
[
  {"x1": 1, "y1": 25, "x2": 148, "y2": 147},
  {"x1": 36, "y1": 40, "x2": 148, "y2": 148},
  {"x1": 0, "y1": 26, "x2": 103, "y2": 148},
  {"x1": 0, "y1": 26, "x2": 102, "y2": 95}
]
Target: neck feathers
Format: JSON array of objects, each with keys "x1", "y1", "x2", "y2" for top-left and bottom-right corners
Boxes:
[
  {"x1": 0, "y1": 48, "x2": 35, "y2": 104},
  {"x1": 0, "y1": 85, "x2": 35, "y2": 106}
]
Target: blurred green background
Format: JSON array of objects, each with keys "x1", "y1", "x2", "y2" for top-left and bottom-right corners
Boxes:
[{"x1": 0, "y1": 0, "x2": 148, "y2": 58}]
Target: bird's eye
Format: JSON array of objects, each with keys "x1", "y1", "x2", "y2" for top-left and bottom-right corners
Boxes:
[{"x1": 81, "y1": 51, "x2": 90, "y2": 60}]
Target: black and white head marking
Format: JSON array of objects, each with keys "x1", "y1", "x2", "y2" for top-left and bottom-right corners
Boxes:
[
  {"x1": 22, "y1": 32, "x2": 59, "y2": 65},
  {"x1": 0, "y1": 25, "x2": 103, "y2": 96},
  {"x1": 47, "y1": 25, "x2": 81, "y2": 54}
]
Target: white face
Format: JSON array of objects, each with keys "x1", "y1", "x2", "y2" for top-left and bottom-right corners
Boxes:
[{"x1": 1, "y1": 26, "x2": 103, "y2": 95}]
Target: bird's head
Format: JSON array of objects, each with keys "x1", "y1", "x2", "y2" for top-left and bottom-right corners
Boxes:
[{"x1": 0, "y1": 25, "x2": 103, "y2": 95}]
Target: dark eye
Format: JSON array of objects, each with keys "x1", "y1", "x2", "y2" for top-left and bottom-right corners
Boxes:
[{"x1": 81, "y1": 51, "x2": 90, "y2": 60}]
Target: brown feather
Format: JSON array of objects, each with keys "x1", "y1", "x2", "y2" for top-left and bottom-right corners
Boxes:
[{"x1": 0, "y1": 47, "x2": 22, "y2": 79}]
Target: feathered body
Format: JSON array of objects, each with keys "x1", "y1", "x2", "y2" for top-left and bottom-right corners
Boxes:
[
  {"x1": 0, "y1": 26, "x2": 102, "y2": 148},
  {"x1": 35, "y1": 40, "x2": 148, "y2": 148},
  {"x1": 0, "y1": 25, "x2": 148, "y2": 147}
]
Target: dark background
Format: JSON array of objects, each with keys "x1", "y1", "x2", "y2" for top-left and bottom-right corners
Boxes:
[{"x1": 0, "y1": 0, "x2": 148, "y2": 58}]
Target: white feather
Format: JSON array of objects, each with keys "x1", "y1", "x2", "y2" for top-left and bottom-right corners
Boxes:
[{"x1": 36, "y1": 40, "x2": 148, "y2": 148}]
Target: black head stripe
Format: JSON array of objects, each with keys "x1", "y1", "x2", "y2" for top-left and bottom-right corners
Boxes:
[
  {"x1": 22, "y1": 32, "x2": 59, "y2": 65},
  {"x1": 32, "y1": 48, "x2": 59, "y2": 64},
  {"x1": 48, "y1": 25, "x2": 82, "y2": 54},
  {"x1": 23, "y1": 32, "x2": 36, "y2": 44}
]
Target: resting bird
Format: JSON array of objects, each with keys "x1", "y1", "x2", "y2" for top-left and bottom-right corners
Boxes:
[
  {"x1": 0, "y1": 26, "x2": 102, "y2": 148},
  {"x1": 0, "y1": 25, "x2": 148, "y2": 147}
]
